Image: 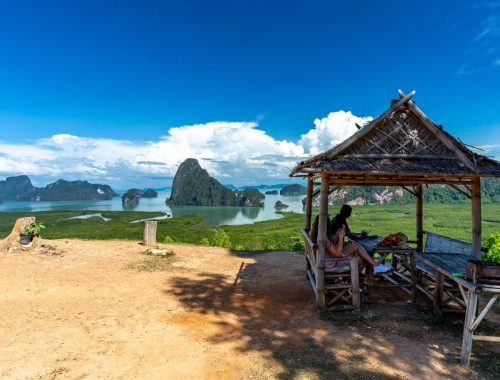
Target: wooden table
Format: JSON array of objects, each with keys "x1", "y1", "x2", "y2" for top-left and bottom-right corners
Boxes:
[
  {"x1": 415, "y1": 252, "x2": 500, "y2": 365},
  {"x1": 355, "y1": 237, "x2": 417, "y2": 302}
]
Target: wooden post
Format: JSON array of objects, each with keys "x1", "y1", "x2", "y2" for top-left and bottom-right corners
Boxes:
[
  {"x1": 316, "y1": 174, "x2": 329, "y2": 309},
  {"x1": 434, "y1": 272, "x2": 444, "y2": 315},
  {"x1": 471, "y1": 177, "x2": 481, "y2": 259},
  {"x1": 350, "y1": 255, "x2": 360, "y2": 312},
  {"x1": 461, "y1": 291, "x2": 478, "y2": 365},
  {"x1": 143, "y1": 220, "x2": 157, "y2": 247},
  {"x1": 305, "y1": 176, "x2": 314, "y2": 279},
  {"x1": 416, "y1": 185, "x2": 423, "y2": 252},
  {"x1": 305, "y1": 175, "x2": 314, "y2": 230}
]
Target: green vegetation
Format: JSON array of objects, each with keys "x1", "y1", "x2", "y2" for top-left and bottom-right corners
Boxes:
[
  {"x1": 482, "y1": 233, "x2": 500, "y2": 263},
  {"x1": 1, "y1": 204, "x2": 499, "y2": 251},
  {"x1": 24, "y1": 221, "x2": 45, "y2": 236}
]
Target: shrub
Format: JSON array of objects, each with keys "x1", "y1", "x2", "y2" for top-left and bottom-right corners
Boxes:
[
  {"x1": 200, "y1": 237, "x2": 210, "y2": 246},
  {"x1": 25, "y1": 222, "x2": 45, "y2": 236},
  {"x1": 163, "y1": 235, "x2": 175, "y2": 244},
  {"x1": 211, "y1": 228, "x2": 231, "y2": 248},
  {"x1": 482, "y1": 233, "x2": 500, "y2": 263}
]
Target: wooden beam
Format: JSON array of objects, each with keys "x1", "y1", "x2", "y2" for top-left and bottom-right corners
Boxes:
[
  {"x1": 401, "y1": 186, "x2": 416, "y2": 196},
  {"x1": 305, "y1": 176, "x2": 314, "y2": 230},
  {"x1": 449, "y1": 184, "x2": 472, "y2": 199},
  {"x1": 471, "y1": 177, "x2": 482, "y2": 259},
  {"x1": 341, "y1": 154, "x2": 459, "y2": 160},
  {"x1": 316, "y1": 174, "x2": 330, "y2": 309},
  {"x1": 416, "y1": 185, "x2": 423, "y2": 251}
]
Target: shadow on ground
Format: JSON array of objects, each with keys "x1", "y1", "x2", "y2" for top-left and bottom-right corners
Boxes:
[{"x1": 166, "y1": 251, "x2": 498, "y2": 379}]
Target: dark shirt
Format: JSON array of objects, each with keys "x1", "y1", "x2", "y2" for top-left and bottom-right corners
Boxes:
[{"x1": 330, "y1": 214, "x2": 350, "y2": 236}]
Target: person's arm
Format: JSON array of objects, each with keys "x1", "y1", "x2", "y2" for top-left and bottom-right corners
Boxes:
[{"x1": 327, "y1": 227, "x2": 345, "y2": 257}]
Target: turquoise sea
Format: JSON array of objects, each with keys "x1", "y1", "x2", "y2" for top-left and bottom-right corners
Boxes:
[{"x1": 0, "y1": 190, "x2": 305, "y2": 226}]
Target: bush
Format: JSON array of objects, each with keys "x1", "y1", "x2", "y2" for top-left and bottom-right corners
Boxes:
[
  {"x1": 211, "y1": 228, "x2": 231, "y2": 248},
  {"x1": 163, "y1": 235, "x2": 175, "y2": 244},
  {"x1": 482, "y1": 233, "x2": 500, "y2": 263},
  {"x1": 200, "y1": 237, "x2": 210, "y2": 246}
]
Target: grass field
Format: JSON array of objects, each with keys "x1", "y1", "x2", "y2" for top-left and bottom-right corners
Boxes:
[{"x1": 1, "y1": 203, "x2": 499, "y2": 251}]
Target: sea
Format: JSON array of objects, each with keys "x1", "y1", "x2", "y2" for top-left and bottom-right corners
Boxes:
[{"x1": 0, "y1": 190, "x2": 305, "y2": 226}]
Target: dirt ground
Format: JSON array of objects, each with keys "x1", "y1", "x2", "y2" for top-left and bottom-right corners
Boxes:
[{"x1": 1, "y1": 240, "x2": 498, "y2": 379}]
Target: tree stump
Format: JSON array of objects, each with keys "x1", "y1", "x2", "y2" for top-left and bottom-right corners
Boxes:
[
  {"x1": 0, "y1": 216, "x2": 41, "y2": 253},
  {"x1": 143, "y1": 220, "x2": 157, "y2": 247}
]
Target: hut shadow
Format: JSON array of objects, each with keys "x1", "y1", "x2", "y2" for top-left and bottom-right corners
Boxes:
[{"x1": 164, "y1": 250, "x2": 476, "y2": 379}]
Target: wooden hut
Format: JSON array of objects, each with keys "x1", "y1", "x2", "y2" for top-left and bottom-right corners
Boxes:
[{"x1": 290, "y1": 90, "x2": 500, "y2": 310}]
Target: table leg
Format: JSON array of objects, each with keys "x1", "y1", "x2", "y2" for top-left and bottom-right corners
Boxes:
[
  {"x1": 410, "y1": 253, "x2": 417, "y2": 304},
  {"x1": 461, "y1": 291, "x2": 478, "y2": 365},
  {"x1": 434, "y1": 272, "x2": 444, "y2": 315}
]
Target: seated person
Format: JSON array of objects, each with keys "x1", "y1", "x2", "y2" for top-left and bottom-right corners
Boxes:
[
  {"x1": 330, "y1": 205, "x2": 368, "y2": 241},
  {"x1": 310, "y1": 212, "x2": 391, "y2": 274}
]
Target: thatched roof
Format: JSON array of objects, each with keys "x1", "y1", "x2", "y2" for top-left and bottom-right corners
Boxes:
[{"x1": 290, "y1": 91, "x2": 500, "y2": 182}]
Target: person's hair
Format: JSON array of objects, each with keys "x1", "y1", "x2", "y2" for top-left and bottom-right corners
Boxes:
[{"x1": 339, "y1": 205, "x2": 352, "y2": 218}]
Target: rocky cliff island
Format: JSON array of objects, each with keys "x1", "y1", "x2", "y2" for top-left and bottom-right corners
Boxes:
[
  {"x1": 0, "y1": 176, "x2": 117, "y2": 201},
  {"x1": 280, "y1": 184, "x2": 307, "y2": 195},
  {"x1": 122, "y1": 188, "x2": 158, "y2": 208},
  {"x1": 167, "y1": 159, "x2": 239, "y2": 206}
]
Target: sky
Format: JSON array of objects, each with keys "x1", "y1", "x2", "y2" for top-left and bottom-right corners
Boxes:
[{"x1": 0, "y1": 0, "x2": 499, "y2": 189}]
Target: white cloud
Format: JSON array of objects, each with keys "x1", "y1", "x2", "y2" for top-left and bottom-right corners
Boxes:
[
  {"x1": 299, "y1": 111, "x2": 372, "y2": 155},
  {"x1": 0, "y1": 111, "x2": 371, "y2": 187}
]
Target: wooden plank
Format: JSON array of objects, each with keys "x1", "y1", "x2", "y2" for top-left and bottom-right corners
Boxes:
[
  {"x1": 461, "y1": 292, "x2": 478, "y2": 365},
  {"x1": 472, "y1": 336, "x2": 500, "y2": 342},
  {"x1": 415, "y1": 253, "x2": 483, "y2": 293},
  {"x1": 470, "y1": 295, "x2": 498, "y2": 332},
  {"x1": 471, "y1": 177, "x2": 482, "y2": 259}
]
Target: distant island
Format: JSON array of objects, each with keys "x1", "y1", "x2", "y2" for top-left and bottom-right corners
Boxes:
[
  {"x1": 167, "y1": 158, "x2": 265, "y2": 207},
  {"x1": 122, "y1": 188, "x2": 158, "y2": 208},
  {"x1": 280, "y1": 184, "x2": 307, "y2": 195},
  {"x1": 265, "y1": 190, "x2": 278, "y2": 195},
  {"x1": 0, "y1": 175, "x2": 117, "y2": 201}
]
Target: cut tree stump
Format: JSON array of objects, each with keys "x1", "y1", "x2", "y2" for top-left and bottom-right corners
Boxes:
[{"x1": 0, "y1": 216, "x2": 41, "y2": 253}]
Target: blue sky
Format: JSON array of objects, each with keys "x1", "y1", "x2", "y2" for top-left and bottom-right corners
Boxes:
[{"x1": 0, "y1": 1, "x2": 499, "y2": 188}]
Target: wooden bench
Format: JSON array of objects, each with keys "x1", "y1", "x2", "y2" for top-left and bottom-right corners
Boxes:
[
  {"x1": 302, "y1": 228, "x2": 360, "y2": 311},
  {"x1": 415, "y1": 231, "x2": 474, "y2": 309}
]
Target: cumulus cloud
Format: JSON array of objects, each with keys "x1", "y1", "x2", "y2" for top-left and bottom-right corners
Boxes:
[
  {"x1": 0, "y1": 111, "x2": 371, "y2": 187},
  {"x1": 299, "y1": 111, "x2": 372, "y2": 155}
]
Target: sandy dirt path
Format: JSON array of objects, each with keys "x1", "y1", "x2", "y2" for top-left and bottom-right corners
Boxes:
[{"x1": 0, "y1": 240, "x2": 497, "y2": 379}]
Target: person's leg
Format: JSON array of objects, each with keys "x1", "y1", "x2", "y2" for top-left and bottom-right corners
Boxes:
[{"x1": 342, "y1": 242, "x2": 376, "y2": 266}]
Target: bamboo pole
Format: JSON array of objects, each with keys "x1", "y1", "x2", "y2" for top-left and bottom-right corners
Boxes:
[
  {"x1": 316, "y1": 174, "x2": 329, "y2": 309},
  {"x1": 305, "y1": 175, "x2": 314, "y2": 230},
  {"x1": 471, "y1": 177, "x2": 482, "y2": 259},
  {"x1": 143, "y1": 220, "x2": 158, "y2": 247},
  {"x1": 416, "y1": 185, "x2": 423, "y2": 252}
]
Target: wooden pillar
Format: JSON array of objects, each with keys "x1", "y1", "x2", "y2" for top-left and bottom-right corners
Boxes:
[
  {"x1": 143, "y1": 220, "x2": 157, "y2": 246},
  {"x1": 305, "y1": 175, "x2": 314, "y2": 230},
  {"x1": 416, "y1": 185, "x2": 423, "y2": 252},
  {"x1": 316, "y1": 174, "x2": 329, "y2": 309},
  {"x1": 471, "y1": 177, "x2": 482, "y2": 259}
]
